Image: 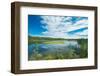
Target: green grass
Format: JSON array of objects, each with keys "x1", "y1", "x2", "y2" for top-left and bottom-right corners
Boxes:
[
  {"x1": 42, "y1": 41, "x2": 64, "y2": 44},
  {"x1": 28, "y1": 40, "x2": 64, "y2": 44}
]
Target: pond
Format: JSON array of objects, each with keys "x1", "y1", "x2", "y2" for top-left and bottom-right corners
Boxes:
[{"x1": 28, "y1": 40, "x2": 87, "y2": 60}]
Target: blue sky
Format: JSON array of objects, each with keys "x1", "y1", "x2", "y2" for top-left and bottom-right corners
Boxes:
[
  {"x1": 28, "y1": 15, "x2": 46, "y2": 36},
  {"x1": 28, "y1": 15, "x2": 88, "y2": 39}
]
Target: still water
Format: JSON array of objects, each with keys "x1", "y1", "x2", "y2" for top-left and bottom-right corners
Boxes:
[{"x1": 28, "y1": 40, "x2": 81, "y2": 56}]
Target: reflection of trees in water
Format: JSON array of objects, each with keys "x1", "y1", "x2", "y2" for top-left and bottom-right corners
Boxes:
[{"x1": 78, "y1": 39, "x2": 88, "y2": 58}]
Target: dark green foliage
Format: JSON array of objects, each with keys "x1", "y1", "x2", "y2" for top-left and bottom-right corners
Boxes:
[
  {"x1": 78, "y1": 39, "x2": 88, "y2": 58},
  {"x1": 29, "y1": 49, "x2": 80, "y2": 60}
]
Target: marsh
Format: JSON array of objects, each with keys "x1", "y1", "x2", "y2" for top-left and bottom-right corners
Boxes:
[{"x1": 28, "y1": 38, "x2": 88, "y2": 60}]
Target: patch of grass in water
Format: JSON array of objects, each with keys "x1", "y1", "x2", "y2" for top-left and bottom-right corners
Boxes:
[{"x1": 43, "y1": 41, "x2": 64, "y2": 44}]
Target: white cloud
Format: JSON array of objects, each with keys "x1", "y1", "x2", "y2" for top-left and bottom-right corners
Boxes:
[
  {"x1": 66, "y1": 25, "x2": 87, "y2": 33},
  {"x1": 40, "y1": 16, "x2": 88, "y2": 39},
  {"x1": 75, "y1": 29, "x2": 88, "y2": 36},
  {"x1": 74, "y1": 19, "x2": 88, "y2": 26}
]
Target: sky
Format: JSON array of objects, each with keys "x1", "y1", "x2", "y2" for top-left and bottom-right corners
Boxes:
[{"x1": 28, "y1": 15, "x2": 88, "y2": 39}]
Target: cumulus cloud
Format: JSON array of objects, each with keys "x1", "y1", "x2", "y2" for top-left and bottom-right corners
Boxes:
[{"x1": 40, "y1": 16, "x2": 88, "y2": 39}]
